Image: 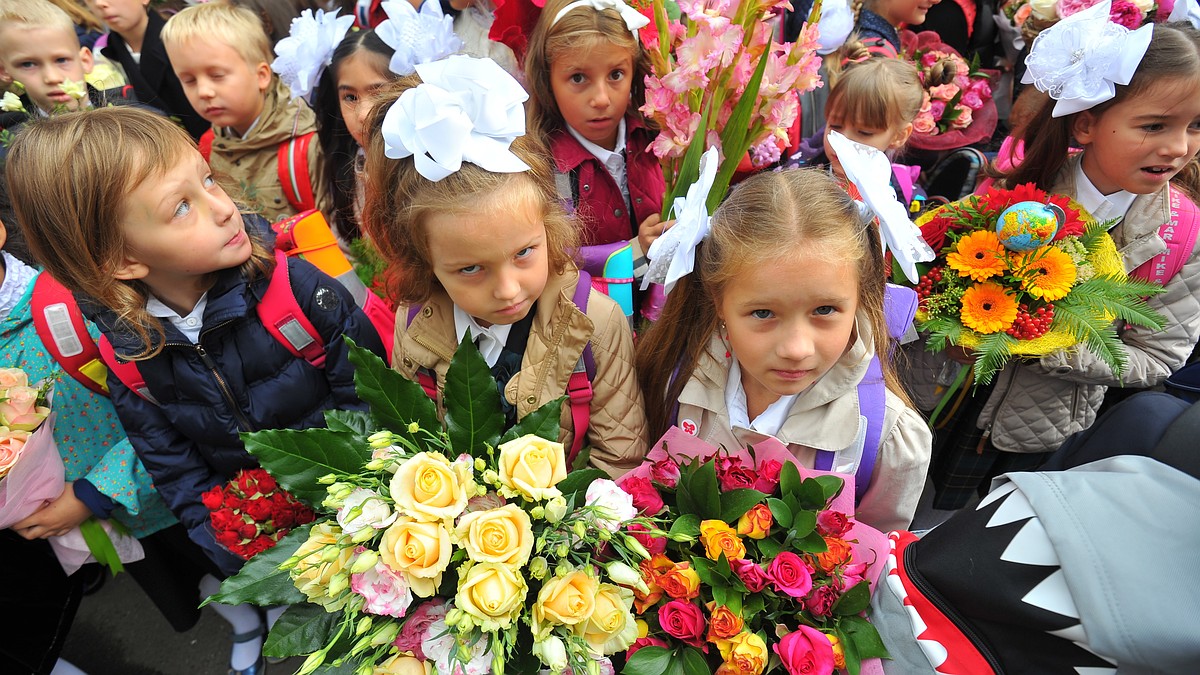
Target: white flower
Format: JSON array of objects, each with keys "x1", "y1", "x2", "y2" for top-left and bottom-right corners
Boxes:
[
  {"x1": 0, "y1": 91, "x2": 24, "y2": 113},
  {"x1": 60, "y1": 79, "x2": 87, "y2": 101},
  {"x1": 584, "y1": 479, "x2": 637, "y2": 532},
  {"x1": 271, "y1": 8, "x2": 355, "y2": 102},
  {"x1": 1029, "y1": 0, "x2": 1058, "y2": 20},
  {"x1": 428, "y1": 617, "x2": 495, "y2": 675},
  {"x1": 349, "y1": 559, "x2": 413, "y2": 618},
  {"x1": 533, "y1": 635, "x2": 568, "y2": 674},
  {"x1": 376, "y1": 0, "x2": 463, "y2": 76},
  {"x1": 336, "y1": 488, "x2": 398, "y2": 533},
  {"x1": 604, "y1": 561, "x2": 649, "y2": 594}
]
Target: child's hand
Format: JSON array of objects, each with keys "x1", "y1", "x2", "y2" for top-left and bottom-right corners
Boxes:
[
  {"x1": 12, "y1": 482, "x2": 93, "y2": 539},
  {"x1": 637, "y1": 214, "x2": 674, "y2": 254}
]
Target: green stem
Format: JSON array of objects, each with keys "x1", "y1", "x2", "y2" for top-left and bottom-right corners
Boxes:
[{"x1": 927, "y1": 363, "x2": 971, "y2": 428}]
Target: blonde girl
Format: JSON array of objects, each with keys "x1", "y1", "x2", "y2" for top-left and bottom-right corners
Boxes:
[{"x1": 636, "y1": 168, "x2": 932, "y2": 532}]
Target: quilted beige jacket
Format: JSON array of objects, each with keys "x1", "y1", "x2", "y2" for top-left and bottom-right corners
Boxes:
[
  {"x1": 902, "y1": 155, "x2": 1200, "y2": 453},
  {"x1": 393, "y1": 266, "x2": 648, "y2": 478}
]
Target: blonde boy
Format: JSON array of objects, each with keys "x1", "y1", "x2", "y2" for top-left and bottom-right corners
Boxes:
[
  {"x1": 0, "y1": 0, "x2": 94, "y2": 115},
  {"x1": 161, "y1": 1, "x2": 331, "y2": 223}
]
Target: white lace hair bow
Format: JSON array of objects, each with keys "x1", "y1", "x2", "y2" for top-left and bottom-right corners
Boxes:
[
  {"x1": 376, "y1": 0, "x2": 464, "y2": 77},
  {"x1": 1169, "y1": 0, "x2": 1200, "y2": 28},
  {"x1": 552, "y1": 0, "x2": 651, "y2": 33},
  {"x1": 382, "y1": 55, "x2": 531, "y2": 182},
  {"x1": 642, "y1": 147, "x2": 719, "y2": 294},
  {"x1": 1021, "y1": 0, "x2": 1153, "y2": 118},
  {"x1": 817, "y1": 0, "x2": 855, "y2": 55},
  {"x1": 825, "y1": 131, "x2": 935, "y2": 283},
  {"x1": 271, "y1": 9, "x2": 355, "y2": 103}
]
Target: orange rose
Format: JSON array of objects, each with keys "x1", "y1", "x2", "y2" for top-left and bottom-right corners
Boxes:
[
  {"x1": 634, "y1": 555, "x2": 676, "y2": 613},
  {"x1": 815, "y1": 537, "x2": 853, "y2": 573},
  {"x1": 827, "y1": 632, "x2": 846, "y2": 670},
  {"x1": 715, "y1": 631, "x2": 768, "y2": 675},
  {"x1": 706, "y1": 604, "x2": 744, "y2": 642},
  {"x1": 736, "y1": 504, "x2": 773, "y2": 540},
  {"x1": 699, "y1": 520, "x2": 746, "y2": 561},
  {"x1": 659, "y1": 563, "x2": 701, "y2": 600}
]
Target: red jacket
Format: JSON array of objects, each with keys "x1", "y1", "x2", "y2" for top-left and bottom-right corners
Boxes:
[{"x1": 549, "y1": 116, "x2": 665, "y2": 247}]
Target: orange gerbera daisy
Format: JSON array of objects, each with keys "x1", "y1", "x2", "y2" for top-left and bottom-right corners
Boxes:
[
  {"x1": 960, "y1": 282, "x2": 1019, "y2": 334},
  {"x1": 1014, "y1": 246, "x2": 1076, "y2": 301},
  {"x1": 946, "y1": 230, "x2": 1007, "y2": 281}
]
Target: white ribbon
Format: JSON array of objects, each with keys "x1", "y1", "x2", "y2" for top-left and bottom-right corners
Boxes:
[
  {"x1": 376, "y1": 0, "x2": 464, "y2": 77},
  {"x1": 270, "y1": 9, "x2": 355, "y2": 103},
  {"x1": 642, "y1": 147, "x2": 720, "y2": 294},
  {"x1": 381, "y1": 55, "x2": 531, "y2": 182},
  {"x1": 817, "y1": 0, "x2": 855, "y2": 55},
  {"x1": 1021, "y1": 0, "x2": 1153, "y2": 118},
  {"x1": 1168, "y1": 0, "x2": 1200, "y2": 28},
  {"x1": 551, "y1": 0, "x2": 651, "y2": 33},
  {"x1": 825, "y1": 131, "x2": 935, "y2": 283}
]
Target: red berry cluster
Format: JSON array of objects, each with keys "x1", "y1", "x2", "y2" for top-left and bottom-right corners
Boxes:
[
  {"x1": 1007, "y1": 303, "x2": 1055, "y2": 340},
  {"x1": 915, "y1": 267, "x2": 944, "y2": 301}
]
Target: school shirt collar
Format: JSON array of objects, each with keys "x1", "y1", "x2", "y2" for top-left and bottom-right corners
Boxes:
[
  {"x1": 146, "y1": 292, "x2": 209, "y2": 343},
  {"x1": 724, "y1": 357, "x2": 799, "y2": 439},
  {"x1": 1074, "y1": 160, "x2": 1137, "y2": 227},
  {"x1": 0, "y1": 251, "x2": 38, "y2": 324},
  {"x1": 453, "y1": 305, "x2": 512, "y2": 368},
  {"x1": 566, "y1": 117, "x2": 630, "y2": 206}
]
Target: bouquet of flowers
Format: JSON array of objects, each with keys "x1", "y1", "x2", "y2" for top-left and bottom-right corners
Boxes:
[
  {"x1": 617, "y1": 427, "x2": 890, "y2": 675},
  {"x1": 0, "y1": 367, "x2": 52, "y2": 478},
  {"x1": 208, "y1": 341, "x2": 651, "y2": 674},
  {"x1": 910, "y1": 183, "x2": 1166, "y2": 388},
  {"x1": 202, "y1": 467, "x2": 316, "y2": 560},
  {"x1": 1026, "y1": 0, "x2": 1160, "y2": 33},
  {"x1": 900, "y1": 31, "x2": 998, "y2": 151},
  {"x1": 640, "y1": 0, "x2": 824, "y2": 215}
]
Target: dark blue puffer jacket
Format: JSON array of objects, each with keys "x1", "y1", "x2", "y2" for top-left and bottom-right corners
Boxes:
[{"x1": 81, "y1": 236, "x2": 386, "y2": 575}]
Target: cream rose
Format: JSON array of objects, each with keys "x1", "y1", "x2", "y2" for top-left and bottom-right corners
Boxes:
[
  {"x1": 1030, "y1": 0, "x2": 1058, "y2": 21},
  {"x1": 533, "y1": 570, "x2": 598, "y2": 629},
  {"x1": 374, "y1": 654, "x2": 430, "y2": 675},
  {"x1": 0, "y1": 385, "x2": 48, "y2": 431},
  {"x1": 1131, "y1": 0, "x2": 1154, "y2": 14},
  {"x1": 454, "y1": 504, "x2": 534, "y2": 567},
  {"x1": 0, "y1": 368, "x2": 28, "y2": 389},
  {"x1": 379, "y1": 517, "x2": 452, "y2": 597},
  {"x1": 455, "y1": 561, "x2": 528, "y2": 630},
  {"x1": 575, "y1": 583, "x2": 637, "y2": 656},
  {"x1": 390, "y1": 452, "x2": 471, "y2": 522},
  {"x1": 291, "y1": 522, "x2": 356, "y2": 609},
  {"x1": 0, "y1": 428, "x2": 30, "y2": 478},
  {"x1": 497, "y1": 435, "x2": 567, "y2": 501}
]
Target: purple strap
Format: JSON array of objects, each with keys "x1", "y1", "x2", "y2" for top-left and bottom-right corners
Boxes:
[{"x1": 572, "y1": 270, "x2": 595, "y2": 378}]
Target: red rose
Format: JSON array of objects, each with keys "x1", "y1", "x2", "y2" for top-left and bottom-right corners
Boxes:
[
  {"x1": 650, "y1": 459, "x2": 681, "y2": 489},
  {"x1": 627, "y1": 522, "x2": 667, "y2": 556},
  {"x1": 658, "y1": 600, "x2": 707, "y2": 649},
  {"x1": 730, "y1": 558, "x2": 770, "y2": 593},
  {"x1": 201, "y1": 487, "x2": 225, "y2": 511},
  {"x1": 295, "y1": 505, "x2": 316, "y2": 525},
  {"x1": 237, "y1": 522, "x2": 259, "y2": 540},
  {"x1": 211, "y1": 508, "x2": 240, "y2": 532},
  {"x1": 255, "y1": 472, "x2": 277, "y2": 493},
  {"x1": 804, "y1": 584, "x2": 840, "y2": 617},
  {"x1": 620, "y1": 476, "x2": 666, "y2": 516},
  {"x1": 215, "y1": 529, "x2": 240, "y2": 548},
  {"x1": 275, "y1": 510, "x2": 297, "y2": 529},
  {"x1": 715, "y1": 456, "x2": 756, "y2": 492},
  {"x1": 235, "y1": 471, "x2": 257, "y2": 495},
  {"x1": 768, "y1": 552, "x2": 814, "y2": 598},
  {"x1": 753, "y1": 459, "x2": 782, "y2": 493},
  {"x1": 816, "y1": 511, "x2": 852, "y2": 537},
  {"x1": 244, "y1": 497, "x2": 275, "y2": 522},
  {"x1": 775, "y1": 625, "x2": 835, "y2": 675},
  {"x1": 627, "y1": 636, "x2": 668, "y2": 660}
]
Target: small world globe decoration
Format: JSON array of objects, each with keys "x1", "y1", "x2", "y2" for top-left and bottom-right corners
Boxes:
[{"x1": 995, "y1": 201, "x2": 1065, "y2": 252}]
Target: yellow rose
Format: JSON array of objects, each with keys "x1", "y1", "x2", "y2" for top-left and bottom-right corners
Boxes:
[
  {"x1": 497, "y1": 435, "x2": 567, "y2": 501},
  {"x1": 379, "y1": 517, "x2": 452, "y2": 597},
  {"x1": 454, "y1": 504, "x2": 534, "y2": 567},
  {"x1": 455, "y1": 561, "x2": 528, "y2": 630},
  {"x1": 390, "y1": 452, "x2": 471, "y2": 522},
  {"x1": 575, "y1": 583, "x2": 638, "y2": 656},
  {"x1": 699, "y1": 520, "x2": 746, "y2": 561},
  {"x1": 1029, "y1": 0, "x2": 1058, "y2": 20},
  {"x1": 736, "y1": 504, "x2": 773, "y2": 540},
  {"x1": 533, "y1": 569, "x2": 598, "y2": 629},
  {"x1": 715, "y1": 631, "x2": 768, "y2": 675},
  {"x1": 291, "y1": 522, "x2": 355, "y2": 609},
  {"x1": 375, "y1": 653, "x2": 430, "y2": 675}
]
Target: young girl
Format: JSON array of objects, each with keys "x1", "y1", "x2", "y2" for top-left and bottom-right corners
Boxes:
[
  {"x1": 6, "y1": 106, "x2": 387, "y2": 674},
  {"x1": 851, "y1": 0, "x2": 942, "y2": 56},
  {"x1": 904, "y1": 10, "x2": 1200, "y2": 510},
  {"x1": 636, "y1": 168, "x2": 932, "y2": 533},
  {"x1": 360, "y1": 62, "x2": 648, "y2": 478},
  {"x1": 525, "y1": 0, "x2": 666, "y2": 318}
]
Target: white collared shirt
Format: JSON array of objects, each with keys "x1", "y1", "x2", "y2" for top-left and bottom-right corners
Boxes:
[
  {"x1": 1074, "y1": 160, "x2": 1137, "y2": 228},
  {"x1": 453, "y1": 305, "x2": 512, "y2": 368},
  {"x1": 566, "y1": 117, "x2": 630, "y2": 208},
  {"x1": 146, "y1": 293, "x2": 209, "y2": 343},
  {"x1": 724, "y1": 357, "x2": 799, "y2": 438}
]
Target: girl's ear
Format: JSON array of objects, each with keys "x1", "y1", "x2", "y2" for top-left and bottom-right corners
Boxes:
[
  {"x1": 889, "y1": 122, "x2": 914, "y2": 150},
  {"x1": 1072, "y1": 111, "x2": 1098, "y2": 146},
  {"x1": 111, "y1": 255, "x2": 150, "y2": 281}
]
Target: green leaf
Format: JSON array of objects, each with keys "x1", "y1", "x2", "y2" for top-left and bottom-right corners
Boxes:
[
  {"x1": 841, "y1": 614, "x2": 891, "y2": 660},
  {"x1": 813, "y1": 475, "x2": 846, "y2": 504},
  {"x1": 791, "y1": 528, "x2": 826, "y2": 553},
  {"x1": 767, "y1": 498, "x2": 794, "y2": 528},
  {"x1": 680, "y1": 460, "x2": 721, "y2": 520},
  {"x1": 839, "y1": 625, "x2": 863, "y2": 675},
  {"x1": 346, "y1": 340, "x2": 438, "y2": 442},
  {"x1": 313, "y1": 660, "x2": 364, "y2": 675},
  {"x1": 833, "y1": 580, "x2": 872, "y2": 616},
  {"x1": 78, "y1": 518, "x2": 124, "y2": 576},
  {"x1": 779, "y1": 460, "x2": 802, "y2": 502},
  {"x1": 669, "y1": 513, "x2": 702, "y2": 539},
  {"x1": 207, "y1": 525, "x2": 309, "y2": 606},
  {"x1": 679, "y1": 646, "x2": 710, "y2": 675},
  {"x1": 555, "y1": 468, "x2": 608, "y2": 501},
  {"x1": 709, "y1": 51, "x2": 772, "y2": 212},
  {"x1": 262, "y1": 602, "x2": 342, "y2": 658},
  {"x1": 720, "y1": 488, "x2": 768, "y2": 523},
  {"x1": 499, "y1": 396, "x2": 565, "y2": 444},
  {"x1": 623, "y1": 645, "x2": 672, "y2": 675},
  {"x1": 790, "y1": 510, "x2": 818, "y2": 539},
  {"x1": 242, "y1": 429, "x2": 368, "y2": 504},
  {"x1": 795, "y1": 478, "x2": 828, "y2": 511},
  {"x1": 443, "y1": 336, "x2": 504, "y2": 457},
  {"x1": 323, "y1": 409, "x2": 374, "y2": 437}
]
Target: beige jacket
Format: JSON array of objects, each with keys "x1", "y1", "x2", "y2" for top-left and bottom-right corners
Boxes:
[
  {"x1": 208, "y1": 78, "x2": 332, "y2": 223},
  {"x1": 676, "y1": 317, "x2": 932, "y2": 533},
  {"x1": 393, "y1": 266, "x2": 648, "y2": 478},
  {"x1": 902, "y1": 154, "x2": 1200, "y2": 453}
]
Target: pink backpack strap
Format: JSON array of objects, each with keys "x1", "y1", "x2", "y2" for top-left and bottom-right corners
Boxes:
[
  {"x1": 258, "y1": 250, "x2": 327, "y2": 368},
  {"x1": 1132, "y1": 186, "x2": 1200, "y2": 285}
]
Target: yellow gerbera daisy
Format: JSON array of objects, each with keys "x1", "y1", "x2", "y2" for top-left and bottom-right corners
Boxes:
[
  {"x1": 960, "y1": 282, "x2": 1019, "y2": 334},
  {"x1": 946, "y1": 230, "x2": 1007, "y2": 282},
  {"x1": 1013, "y1": 246, "x2": 1077, "y2": 301}
]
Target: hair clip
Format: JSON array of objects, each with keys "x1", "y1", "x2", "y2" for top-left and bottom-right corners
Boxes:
[
  {"x1": 271, "y1": 8, "x2": 356, "y2": 103},
  {"x1": 825, "y1": 131, "x2": 935, "y2": 282},
  {"x1": 643, "y1": 146, "x2": 720, "y2": 294},
  {"x1": 551, "y1": 0, "x2": 651, "y2": 34},
  {"x1": 382, "y1": 55, "x2": 531, "y2": 182},
  {"x1": 1021, "y1": 0, "x2": 1153, "y2": 118},
  {"x1": 375, "y1": 0, "x2": 464, "y2": 77},
  {"x1": 1169, "y1": 0, "x2": 1200, "y2": 28}
]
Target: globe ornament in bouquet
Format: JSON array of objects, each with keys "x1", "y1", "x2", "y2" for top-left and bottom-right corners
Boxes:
[{"x1": 995, "y1": 201, "x2": 1066, "y2": 251}]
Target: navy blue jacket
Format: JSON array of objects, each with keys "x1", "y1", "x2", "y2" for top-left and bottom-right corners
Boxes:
[{"x1": 80, "y1": 236, "x2": 385, "y2": 575}]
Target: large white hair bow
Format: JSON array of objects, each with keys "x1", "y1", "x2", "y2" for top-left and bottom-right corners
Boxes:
[
  {"x1": 382, "y1": 55, "x2": 531, "y2": 182},
  {"x1": 1021, "y1": 0, "x2": 1153, "y2": 118},
  {"x1": 817, "y1": 0, "x2": 855, "y2": 55},
  {"x1": 1169, "y1": 0, "x2": 1200, "y2": 28},
  {"x1": 552, "y1": 0, "x2": 651, "y2": 33},
  {"x1": 271, "y1": 9, "x2": 355, "y2": 103},
  {"x1": 642, "y1": 147, "x2": 720, "y2": 294},
  {"x1": 825, "y1": 131, "x2": 935, "y2": 283},
  {"x1": 376, "y1": 0, "x2": 464, "y2": 77}
]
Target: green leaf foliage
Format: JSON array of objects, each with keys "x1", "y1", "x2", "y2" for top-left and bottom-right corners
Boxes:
[
  {"x1": 832, "y1": 580, "x2": 871, "y2": 616},
  {"x1": 842, "y1": 614, "x2": 891, "y2": 659},
  {"x1": 678, "y1": 460, "x2": 721, "y2": 520},
  {"x1": 263, "y1": 602, "x2": 343, "y2": 658},
  {"x1": 767, "y1": 498, "x2": 793, "y2": 528},
  {"x1": 443, "y1": 337, "x2": 505, "y2": 457},
  {"x1": 323, "y1": 409, "x2": 374, "y2": 437},
  {"x1": 346, "y1": 341, "x2": 438, "y2": 443},
  {"x1": 207, "y1": 525, "x2": 310, "y2": 607},
  {"x1": 622, "y1": 645, "x2": 672, "y2": 675},
  {"x1": 669, "y1": 513, "x2": 702, "y2": 539},
  {"x1": 779, "y1": 460, "x2": 802, "y2": 503},
  {"x1": 790, "y1": 510, "x2": 818, "y2": 539},
  {"x1": 242, "y1": 429, "x2": 369, "y2": 504},
  {"x1": 679, "y1": 646, "x2": 711, "y2": 675},
  {"x1": 720, "y1": 488, "x2": 768, "y2": 522},
  {"x1": 555, "y1": 468, "x2": 608, "y2": 501},
  {"x1": 813, "y1": 475, "x2": 845, "y2": 503},
  {"x1": 498, "y1": 396, "x2": 565, "y2": 445}
]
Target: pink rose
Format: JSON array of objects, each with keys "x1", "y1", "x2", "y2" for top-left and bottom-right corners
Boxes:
[
  {"x1": 775, "y1": 625, "x2": 836, "y2": 675},
  {"x1": 730, "y1": 558, "x2": 771, "y2": 593},
  {"x1": 0, "y1": 429, "x2": 30, "y2": 477},
  {"x1": 0, "y1": 385, "x2": 46, "y2": 430},
  {"x1": 650, "y1": 459, "x2": 681, "y2": 488},
  {"x1": 351, "y1": 558, "x2": 413, "y2": 618},
  {"x1": 392, "y1": 599, "x2": 447, "y2": 659},
  {"x1": 913, "y1": 113, "x2": 937, "y2": 135},
  {"x1": 969, "y1": 78, "x2": 992, "y2": 98},
  {"x1": 951, "y1": 107, "x2": 973, "y2": 130},
  {"x1": 626, "y1": 522, "x2": 667, "y2": 556},
  {"x1": 768, "y1": 552, "x2": 814, "y2": 598},
  {"x1": 619, "y1": 476, "x2": 666, "y2": 516},
  {"x1": 753, "y1": 459, "x2": 782, "y2": 493},
  {"x1": 1109, "y1": 0, "x2": 1142, "y2": 27},
  {"x1": 838, "y1": 562, "x2": 868, "y2": 591},
  {"x1": 929, "y1": 100, "x2": 946, "y2": 120},
  {"x1": 0, "y1": 368, "x2": 29, "y2": 389},
  {"x1": 627, "y1": 636, "x2": 669, "y2": 660},
  {"x1": 962, "y1": 90, "x2": 985, "y2": 110},
  {"x1": 816, "y1": 511, "x2": 852, "y2": 537},
  {"x1": 1058, "y1": 0, "x2": 1102, "y2": 18},
  {"x1": 929, "y1": 83, "x2": 960, "y2": 101},
  {"x1": 920, "y1": 51, "x2": 939, "y2": 67},
  {"x1": 658, "y1": 600, "x2": 707, "y2": 649},
  {"x1": 716, "y1": 456, "x2": 757, "y2": 491},
  {"x1": 804, "y1": 584, "x2": 840, "y2": 616}
]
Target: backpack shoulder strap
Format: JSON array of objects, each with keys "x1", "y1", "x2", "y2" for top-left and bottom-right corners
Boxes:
[
  {"x1": 566, "y1": 270, "x2": 596, "y2": 467},
  {"x1": 1142, "y1": 186, "x2": 1200, "y2": 285},
  {"x1": 198, "y1": 128, "x2": 215, "y2": 163},
  {"x1": 30, "y1": 273, "x2": 109, "y2": 396},
  {"x1": 96, "y1": 335, "x2": 157, "y2": 404},
  {"x1": 554, "y1": 169, "x2": 578, "y2": 215},
  {"x1": 258, "y1": 250, "x2": 327, "y2": 368},
  {"x1": 278, "y1": 132, "x2": 317, "y2": 214}
]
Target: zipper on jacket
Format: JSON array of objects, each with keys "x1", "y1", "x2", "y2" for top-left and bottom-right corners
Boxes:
[
  {"x1": 904, "y1": 542, "x2": 1004, "y2": 672},
  {"x1": 195, "y1": 344, "x2": 256, "y2": 432}
]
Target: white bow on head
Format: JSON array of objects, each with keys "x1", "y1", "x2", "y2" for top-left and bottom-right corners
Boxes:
[
  {"x1": 271, "y1": 9, "x2": 355, "y2": 103},
  {"x1": 376, "y1": 0, "x2": 464, "y2": 77},
  {"x1": 642, "y1": 147, "x2": 720, "y2": 294},
  {"x1": 381, "y1": 55, "x2": 531, "y2": 182},
  {"x1": 1168, "y1": 0, "x2": 1200, "y2": 28},
  {"x1": 825, "y1": 131, "x2": 935, "y2": 283},
  {"x1": 552, "y1": 0, "x2": 651, "y2": 33},
  {"x1": 1021, "y1": 0, "x2": 1153, "y2": 118}
]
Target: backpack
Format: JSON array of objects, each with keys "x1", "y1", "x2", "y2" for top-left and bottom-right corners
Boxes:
[
  {"x1": 404, "y1": 270, "x2": 597, "y2": 467},
  {"x1": 198, "y1": 128, "x2": 318, "y2": 214},
  {"x1": 554, "y1": 171, "x2": 638, "y2": 324}
]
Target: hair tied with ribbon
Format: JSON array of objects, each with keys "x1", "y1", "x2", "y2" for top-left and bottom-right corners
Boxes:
[
  {"x1": 376, "y1": 0, "x2": 464, "y2": 77},
  {"x1": 381, "y1": 55, "x2": 531, "y2": 182},
  {"x1": 271, "y1": 8, "x2": 355, "y2": 103},
  {"x1": 1021, "y1": 0, "x2": 1153, "y2": 118},
  {"x1": 551, "y1": 0, "x2": 651, "y2": 34},
  {"x1": 643, "y1": 146, "x2": 720, "y2": 294}
]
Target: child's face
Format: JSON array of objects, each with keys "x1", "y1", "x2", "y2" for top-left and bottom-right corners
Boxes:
[
  {"x1": 718, "y1": 251, "x2": 859, "y2": 418},
  {"x1": 337, "y1": 50, "x2": 391, "y2": 147},
  {"x1": 84, "y1": 0, "x2": 150, "y2": 37},
  {"x1": 424, "y1": 189, "x2": 550, "y2": 328},
  {"x1": 1074, "y1": 77, "x2": 1200, "y2": 196},
  {"x1": 167, "y1": 39, "x2": 271, "y2": 136},
  {"x1": 880, "y1": 0, "x2": 941, "y2": 27},
  {"x1": 823, "y1": 111, "x2": 912, "y2": 178},
  {"x1": 0, "y1": 27, "x2": 93, "y2": 113},
  {"x1": 113, "y1": 149, "x2": 252, "y2": 293},
  {"x1": 549, "y1": 39, "x2": 634, "y2": 151}
]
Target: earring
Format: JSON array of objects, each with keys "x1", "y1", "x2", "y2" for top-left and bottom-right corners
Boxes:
[{"x1": 719, "y1": 322, "x2": 731, "y2": 359}]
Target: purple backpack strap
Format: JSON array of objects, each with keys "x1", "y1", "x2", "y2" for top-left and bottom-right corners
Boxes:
[
  {"x1": 891, "y1": 163, "x2": 918, "y2": 206},
  {"x1": 565, "y1": 270, "x2": 595, "y2": 466},
  {"x1": 404, "y1": 304, "x2": 438, "y2": 400}
]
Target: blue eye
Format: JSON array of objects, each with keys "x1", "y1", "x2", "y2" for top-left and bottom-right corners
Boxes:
[
  {"x1": 814, "y1": 305, "x2": 836, "y2": 316},
  {"x1": 751, "y1": 309, "x2": 774, "y2": 320},
  {"x1": 204, "y1": 175, "x2": 216, "y2": 188},
  {"x1": 173, "y1": 200, "x2": 191, "y2": 218},
  {"x1": 459, "y1": 264, "x2": 482, "y2": 275},
  {"x1": 515, "y1": 246, "x2": 534, "y2": 259}
]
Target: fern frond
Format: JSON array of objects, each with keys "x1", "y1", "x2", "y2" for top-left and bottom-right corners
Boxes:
[
  {"x1": 1051, "y1": 302, "x2": 1130, "y2": 378},
  {"x1": 971, "y1": 331, "x2": 1017, "y2": 386},
  {"x1": 1061, "y1": 277, "x2": 1167, "y2": 330}
]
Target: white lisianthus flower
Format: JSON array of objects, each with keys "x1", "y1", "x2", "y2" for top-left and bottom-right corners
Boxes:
[
  {"x1": 584, "y1": 479, "x2": 638, "y2": 532},
  {"x1": 336, "y1": 488, "x2": 398, "y2": 533},
  {"x1": 1, "y1": 91, "x2": 24, "y2": 112}
]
